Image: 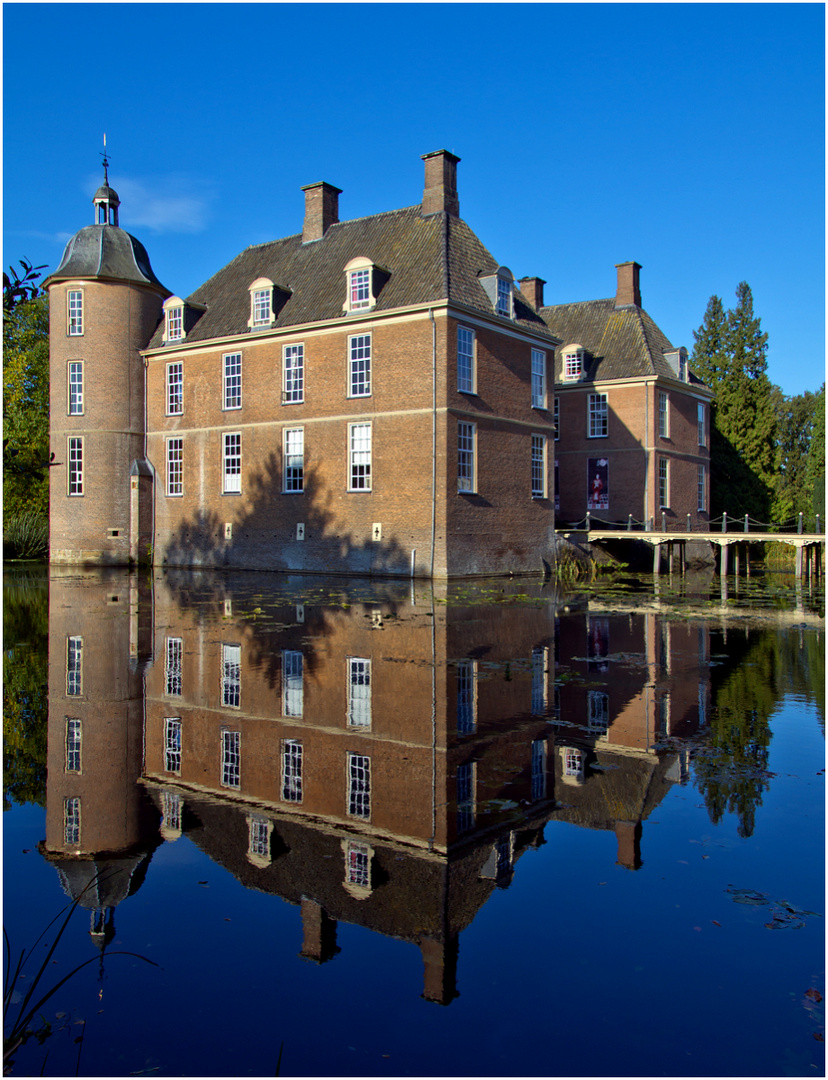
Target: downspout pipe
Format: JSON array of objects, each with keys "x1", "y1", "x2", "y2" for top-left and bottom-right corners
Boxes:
[{"x1": 429, "y1": 308, "x2": 437, "y2": 580}]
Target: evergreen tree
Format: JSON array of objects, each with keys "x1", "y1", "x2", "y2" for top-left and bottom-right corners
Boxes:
[
  {"x1": 691, "y1": 283, "x2": 777, "y2": 523},
  {"x1": 773, "y1": 386, "x2": 823, "y2": 527}
]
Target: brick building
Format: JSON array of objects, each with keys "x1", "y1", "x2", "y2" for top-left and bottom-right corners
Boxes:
[
  {"x1": 46, "y1": 150, "x2": 711, "y2": 577},
  {"x1": 542, "y1": 261, "x2": 713, "y2": 529}
]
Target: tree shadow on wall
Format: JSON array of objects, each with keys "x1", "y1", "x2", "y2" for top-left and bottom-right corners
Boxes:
[{"x1": 162, "y1": 453, "x2": 413, "y2": 578}]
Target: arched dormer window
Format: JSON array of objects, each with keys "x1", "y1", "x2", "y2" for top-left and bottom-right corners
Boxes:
[
  {"x1": 478, "y1": 266, "x2": 515, "y2": 320},
  {"x1": 562, "y1": 344, "x2": 585, "y2": 381},
  {"x1": 343, "y1": 257, "x2": 389, "y2": 314},
  {"x1": 163, "y1": 296, "x2": 185, "y2": 343},
  {"x1": 248, "y1": 278, "x2": 275, "y2": 328}
]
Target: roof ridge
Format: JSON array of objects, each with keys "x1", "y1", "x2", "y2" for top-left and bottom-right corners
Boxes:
[{"x1": 240, "y1": 204, "x2": 422, "y2": 254}]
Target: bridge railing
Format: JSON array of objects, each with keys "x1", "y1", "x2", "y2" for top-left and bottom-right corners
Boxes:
[{"x1": 565, "y1": 512, "x2": 824, "y2": 535}]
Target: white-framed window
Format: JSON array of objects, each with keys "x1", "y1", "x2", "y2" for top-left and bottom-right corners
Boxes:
[
  {"x1": 698, "y1": 402, "x2": 706, "y2": 446},
  {"x1": 346, "y1": 840, "x2": 371, "y2": 887},
  {"x1": 554, "y1": 397, "x2": 560, "y2": 440},
  {"x1": 223, "y1": 352, "x2": 242, "y2": 410},
  {"x1": 587, "y1": 690, "x2": 609, "y2": 734},
  {"x1": 283, "y1": 344, "x2": 304, "y2": 404},
  {"x1": 166, "y1": 437, "x2": 183, "y2": 496},
  {"x1": 165, "y1": 637, "x2": 182, "y2": 696},
  {"x1": 457, "y1": 326, "x2": 475, "y2": 394},
  {"x1": 564, "y1": 747, "x2": 583, "y2": 778},
  {"x1": 283, "y1": 428, "x2": 304, "y2": 492},
  {"x1": 456, "y1": 761, "x2": 476, "y2": 833},
  {"x1": 349, "y1": 268, "x2": 371, "y2": 310},
  {"x1": 496, "y1": 276, "x2": 512, "y2": 318},
  {"x1": 222, "y1": 644, "x2": 241, "y2": 708},
  {"x1": 221, "y1": 729, "x2": 240, "y2": 788},
  {"x1": 679, "y1": 355, "x2": 688, "y2": 382},
  {"x1": 166, "y1": 305, "x2": 183, "y2": 342},
  {"x1": 456, "y1": 659, "x2": 477, "y2": 734},
  {"x1": 249, "y1": 277, "x2": 274, "y2": 328},
  {"x1": 347, "y1": 658, "x2": 372, "y2": 728},
  {"x1": 68, "y1": 361, "x2": 83, "y2": 415},
  {"x1": 282, "y1": 650, "x2": 303, "y2": 717},
  {"x1": 531, "y1": 739, "x2": 547, "y2": 801},
  {"x1": 223, "y1": 432, "x2": 241, "y2": 494},
  {"x1": 347, "y1": 753, "x2": 371, "y2": 819},
  {"x1": 658, "y1": 457, "x2": 669, "y2": 509},
  {"x1": 68, "y1": 437, "x2": 83, "y2": 495},
  {"x1": 531, "y1": 646, "x2": 548, "y2": 714},
  {"x1": 659, "y1": 391, "x2": 669, "y2": 438},
  {"x1": 348, "y1": 333, "x2": 371, "y2": 397},
  {"x1": 64, "y1": 797, "x2": 81, "y2": 846},
  {"x1": 588, "y1": 393, "x2": 608, "y2": 438},
  {"x1": 348, "y1": 422, "x2": 372, "y2": 491},
  {"x1": 248, "y1": 816, "x2": 271, "y2": 860},
  {"x1": 164, "y1": 717, "x2": 182, "y2": 774},
  {"x1": 166, "y1": 362, "x2": 183, "y2": 416},
  {"x1": 282, "y1": 739, "x2": 303, "y2": 803},
  {"x1": 531, "y1": 434, "x2": 547, "y2": 498},
  {"x1": 563, "y1": 349, "x2": 583, "y2": 381},
  {"x1": 531, "y1": 349, "x2": 546, "y2": 408},
  {"x1": 65, "y1": 718, "x2": 82, "y2": 773},
  {"x1": 457, "y1": 421, "x2": 476, "y2": 493},
  {"x1": 161, "y1": 791, "x2": 182, "y2": 833},
  {"x1": 68, "y1": 290, "x2": 83, "y2": 336},
  {"x1": 67, "y1": 636, "x2": 82, "y2": 696},
  {"x1": 698, "y1": 464, "x2": 706, "y2": 512}
]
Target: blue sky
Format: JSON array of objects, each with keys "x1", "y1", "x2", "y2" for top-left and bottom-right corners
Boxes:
[{"x1": 4, "y1": 2, "x2": 824, "y2": 396}]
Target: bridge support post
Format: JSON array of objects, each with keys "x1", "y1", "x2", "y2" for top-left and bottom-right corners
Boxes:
[
  {"x1": 795, "y1": 544, "x2": 803, "y2": 578},
  {"x1": 720, "y1": 543, "x2": 728, "y2": 577},
  {"x1": 734, "y1": 546, "x2": 740, "y2": 577},
  {"x1": 653, "y1": 543, "x2": 661, "y2": 575}
]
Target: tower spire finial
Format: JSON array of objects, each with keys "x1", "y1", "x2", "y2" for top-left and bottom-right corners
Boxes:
[{"x1": 101, "y1": 133, "x2": 110, "y2": 186}]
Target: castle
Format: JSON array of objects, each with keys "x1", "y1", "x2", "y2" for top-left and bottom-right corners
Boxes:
[{"x1": 47, "y1": 150, "x2": 711, "y2": 578}]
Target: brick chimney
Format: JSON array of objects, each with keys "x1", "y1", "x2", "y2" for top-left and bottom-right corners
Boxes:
[
  {"x1": 518, "y1": 276, "x2": 546, "y2": 310},
  {"x1": 615, "y1": 261, "x2": 642, "y2": 308},
  {"x1": 301, "y1": 181, "x2": 342, "y2": 243},
  {"x1": 421, "y1": 150, "x2": 460, "y2": 217}
]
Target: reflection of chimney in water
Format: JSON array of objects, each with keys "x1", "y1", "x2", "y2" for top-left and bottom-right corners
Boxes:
[
  {"x1": 299, "y1": 897, "x2": 339, "y2": 964},
  {"x1": 615, "y1": 821, "x2": 643, "y2": 871}
]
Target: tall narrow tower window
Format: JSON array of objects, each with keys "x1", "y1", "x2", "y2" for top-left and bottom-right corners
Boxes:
[
  {"x1": 68, "y1": 362, "x2": 84, "y2": 414},
  {"x1": 68, "y1": 291, "x2": 83, "y2": 336},
  {"x1": 68, "y1": 437, "x2": 83, "y2": 495}
]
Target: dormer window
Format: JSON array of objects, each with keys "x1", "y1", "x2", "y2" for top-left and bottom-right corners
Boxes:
[
  {"x1": 163, "y1": 297, "x2": 185, "y2": 343},
  {"x1": 563, "y1": 345, "x2": 585, "y2": 381},
  {"x1": 663, "y1": 346, "x2": 689, "y2": 382},
  {"x1": 479, "y1": 266, "x2": 515, "y2": 320},
  {"x1": 248, "y1": 278, "x2": 275, "y2": 328},
  {"x1": 343, "y1": 257, "x2": 388, "y2": 313}
]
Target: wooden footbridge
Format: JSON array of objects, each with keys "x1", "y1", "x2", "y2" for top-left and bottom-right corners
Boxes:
[{"x1": 559, "y1": 513, "x2": 825, "y2": 578}]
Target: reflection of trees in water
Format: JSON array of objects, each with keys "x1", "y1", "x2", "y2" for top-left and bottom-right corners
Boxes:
[
  {"x1": 3, "y1": 569, "x2": 49, "y2": 808},
  {"x1": 693, "y1": 626, "x2": 824, "y2": 838}
]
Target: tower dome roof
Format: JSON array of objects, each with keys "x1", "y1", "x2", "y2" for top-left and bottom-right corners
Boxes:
[
  {"x1": 94, "y1": 182, "x2": 120, "y2": 205},
  {"x1": 47, "y1": 224, "x2": 169, "y2": 293}
]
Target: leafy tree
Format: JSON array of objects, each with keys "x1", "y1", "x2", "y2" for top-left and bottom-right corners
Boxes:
[
  {"x1": 691, "y1": 283, "x2": 777, "y2": 523},
  {"x1": 803, "y1": 385, "x2": 825, "y2": 527},
  {"x1": 773, "y1": 385, "x2": 824, "y2": 528}
]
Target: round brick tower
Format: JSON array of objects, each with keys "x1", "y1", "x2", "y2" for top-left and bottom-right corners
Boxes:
[{"x1": 46, "y1": 167, "x2": 169, "y2": 565}]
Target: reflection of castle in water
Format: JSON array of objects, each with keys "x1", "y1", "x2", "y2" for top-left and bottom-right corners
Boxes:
[{"x1": 44, "y1": 572, "x2": 711, "y2": 1002}]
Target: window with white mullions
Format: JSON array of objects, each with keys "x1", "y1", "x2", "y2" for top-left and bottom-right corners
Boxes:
[
  {"x1": 554, "y1": 397, "x2": 560, "y2": 440},
  {"x1": 457, "y1": 421, "x2": 476, "y2": 493},
  {"x1": 346, "y1": 841, "x2": 371, "y2": 887},
  {"x1": 166, "y1": 438, "x2": 183, "y2": 496},
  {"x1": 347, "y1": 658, "x2": 371, "y2": 727},
  {"x1": 281, "y1": 739, "x2": 303, "y2": 802},
  {"x1": 658, "y1": 458, "x2": 669, "y2": 509},
  {"x1": 496, "y1": 277, "x2": 511, "y2": 317},
  {"x1": 347, "y1": 753, "x2": 371, "y2": 819},
  {"x1": 659, "y1": 391, "x2": 669, "y2": 438},
  {"x1": 167, "y1": 306, "x2": 183, "y2": 342},
  {"x1": 67, "y1": 636, "x2": 82, "y2": 696},
  {"x1": 531, "y1": 435, "x2": 546, "y2": 498},
  {"x1": 698, "y1": 464, "x2": 706, "y2": 512},
  {"x1": 68, "y1": 437, "x2": 84, "y2": 495},
  {"x1": 223, "y1": 433, "x2": 241, "y2": 493},
  {"x1": 221, "y1": 730, "x2": 241, "y2": 788},
  {"x1": 283, "y1": 344, "x2": 304, "y2": 403},
  {"x1": 698, "y1": 403, "x2": 706, "y2": 446},
  {"x1": 64, "y1": 797, "x2": 81, "y2": 846},
  {"x1": 588, "y1": 393, "x2": 608, "y2": 438},
  {"x1": 161, "y1": 791, "x2": 181, "y2": 833},
  {"x1": 282, "y1": 650, "x2": 304, "y2": 717},
  {"x1": 283, "y1": 428, "x2": 304, "y2": 492},
  {"x1": 165, "y1": 637, "x2": 182, "y2": 696},
  {"x1": 222, "y1": 644, "x2": 241, "y2": 708},
  {"x1": 456, "y1": 761, "x2": 476, "y2": 833},
  {"x1": 349, "y1": 269, "x2": 371, "y2": 310},
  {"x1": 253, "y1": 289, "x2": 271, "y2": 326},
  {"x1": 68, "y1": 290, "x2": 83, "y2": 336},
  {"x1": 349, "y1": 334, "x2": 371, "y2": 397},
  {"x1": 164, "y1": 718, "x2": 182, "y2": 773},
  {"x1": 531, "y1": 739, "x2": 547, "y2": 801},
  {"x1": 457, "y1": 326, "x2": 475, "y2": 393},
  {"x1": 68, "y1": 362, "x2": 83, "y2": 415},
  {"x1": 248, "y1": 816, "x2": 270, "y2": 859},
  {"x1": 531, "y1": 349, "x2": 546, "y2": 408},
  {"x1": 65, "y1": 718, "x2": 82, "y2": 773},
  {"x1": 456, "y1": 659, "x2": 477, "y2": 734},
  {"x1": 167, "y1": 363, "x2": 183, "y2": 415},
  {"x1": 349, "y1": 423, "x2": 372, "y2": 491},
  {"x1": 223, "y1": 353, "x2": 242, "y2": 410}
]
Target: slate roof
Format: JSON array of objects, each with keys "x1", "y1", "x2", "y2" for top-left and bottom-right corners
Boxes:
[
  {"x1": 146, "y1": 207, "x2": 554, "y2": 349},
  {"x1": 541, "y1": 297, "x2": 706, "y2": 385},
  {"x1": 47, "y1": 224, "x2": 169, "y2": 292}
]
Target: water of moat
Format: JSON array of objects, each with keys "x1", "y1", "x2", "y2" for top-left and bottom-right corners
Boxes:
[{"x1": 3, "y1": 565, "x2": 824, "y2": 1078}]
